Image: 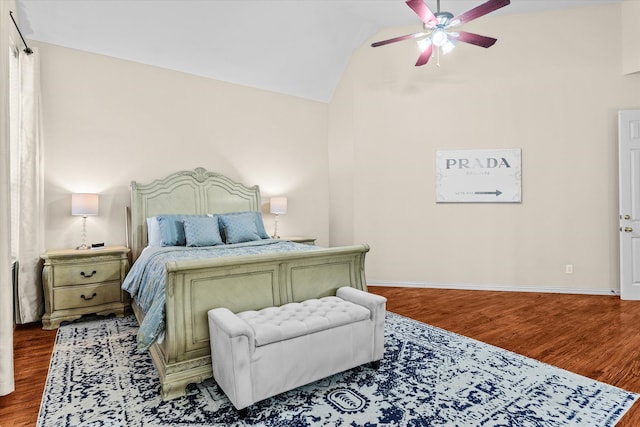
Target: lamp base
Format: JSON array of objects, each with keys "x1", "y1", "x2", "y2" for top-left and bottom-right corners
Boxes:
[
  {"x1": 76, "y1": 216, "x2": 90, "y2": 250},
  {"x1": 272, "y1": 215, "x2": 281, "y2": 240}
]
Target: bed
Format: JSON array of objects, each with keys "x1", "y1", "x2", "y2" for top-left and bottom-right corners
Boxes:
[{"x1": 125, "y1": 167, "x2": 369, "y2": 400}]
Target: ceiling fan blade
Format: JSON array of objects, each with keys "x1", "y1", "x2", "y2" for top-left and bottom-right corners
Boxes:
[
  {"x1": 371, "y1": 32, "x2": 426, "y2": 48},
  {"x1": 454, "y1": 31, "x2": 498, "y2": 48},
  {"x1": 450, "y1": 0, "x2": 510, "y2": 27},
  {"x1": 415, "y1": 43, "x2": 433, "y2": 66},
  {"x1": 405, "y1": 0, "x2": 438, "y2": 26}
]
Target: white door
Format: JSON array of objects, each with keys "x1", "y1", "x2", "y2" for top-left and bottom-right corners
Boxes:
[{"x1": 619, "y1": 110, "x2": 640, "y2": 299}]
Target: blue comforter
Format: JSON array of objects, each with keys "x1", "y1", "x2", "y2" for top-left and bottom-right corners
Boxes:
[{"x1": 122, "y1": 239, "x2": 317, "y2": 350}]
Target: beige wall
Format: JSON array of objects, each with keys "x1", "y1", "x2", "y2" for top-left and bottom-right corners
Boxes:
[
  {"x1": 36, "y1": 42, "x2": 329, "y2": 250},
  {"x1": 329, "y1": 4, "x2": 640, "y2": 293},
  {"x1": 622, "y1": 0, "x2": 640, "y2": 74},
  {"x1": 36, "y1": 3, "x2": 640, "y2": 294}
]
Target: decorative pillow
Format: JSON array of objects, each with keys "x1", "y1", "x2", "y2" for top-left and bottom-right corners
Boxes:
[
  {"x1": 183, "y1": 216, "x2": 223, "y2": 247},
  {"x1": 219, "y1": 212, "x2": 262, "y2": 244},
  {"x1": 250, "y1": 211, "x2": 270, "y2": 239},
  {"x1": 213, "y1": 211, "x2": 270, "y2": 239},
  {"x1": 146, "y1": 217, "x2": 161, "y2": 247},
  {"x1": 157, "y1": 214, "x2": 207, "y2": 246}
]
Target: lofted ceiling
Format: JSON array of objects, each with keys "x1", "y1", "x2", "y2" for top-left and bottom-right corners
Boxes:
[{"x1": 14, "y1": 0, "x2": 621, "y2": 103}]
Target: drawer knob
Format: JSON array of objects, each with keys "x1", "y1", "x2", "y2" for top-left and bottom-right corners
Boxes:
[
  {"x1": 81, "y1": 293, "x2": 97, "y2": 301},
  {"x1": 80, "y1": 270, "x2": 97, "y2": 278}
]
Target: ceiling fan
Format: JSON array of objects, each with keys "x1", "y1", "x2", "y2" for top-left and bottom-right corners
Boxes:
[{"x1": 371, "y1": 0, "x2": 510, "y2": 67}]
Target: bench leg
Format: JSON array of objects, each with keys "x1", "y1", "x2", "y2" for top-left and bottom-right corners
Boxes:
[{"x1": 237, "y1": 408, "x2": 248, "y2": 420}]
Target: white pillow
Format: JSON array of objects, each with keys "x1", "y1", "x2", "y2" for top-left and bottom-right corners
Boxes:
[{"x1": 147, "y1": 217, "x2": 161, "y2": 247}]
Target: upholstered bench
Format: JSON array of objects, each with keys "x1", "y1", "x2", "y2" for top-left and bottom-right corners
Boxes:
[{"x1": 207, "y1": 286, "x2": 386, "y2": 414}]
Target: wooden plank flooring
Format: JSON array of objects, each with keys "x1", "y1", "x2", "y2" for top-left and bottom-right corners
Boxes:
[
  {"x1": 0, "y1": 322, "x2": 56, "y2": 427},
  {"x1": 370, "y1": 287, "x2": 640, "y2": 426},
  {"x1": 1, "y1": 287, "x2": 640, "y2": 425}
]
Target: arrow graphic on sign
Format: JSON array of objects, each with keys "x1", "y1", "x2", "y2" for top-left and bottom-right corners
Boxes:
[{"x1": 474, "y1": 190, "x2": 503, "y2": 196}]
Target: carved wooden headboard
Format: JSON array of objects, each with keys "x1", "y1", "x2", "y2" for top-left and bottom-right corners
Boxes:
[{"x1": 129, "y1": 167, "x2": 261, "y2": 261}]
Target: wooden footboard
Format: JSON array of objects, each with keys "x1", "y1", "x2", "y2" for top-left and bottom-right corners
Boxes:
[{"x1": 135, "y1": 244, "x2": 369, "y2": 401}]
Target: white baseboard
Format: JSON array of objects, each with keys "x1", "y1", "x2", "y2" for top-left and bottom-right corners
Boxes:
[{"x1": 366, "y1": 280, "x2": 620, "y2": 296}]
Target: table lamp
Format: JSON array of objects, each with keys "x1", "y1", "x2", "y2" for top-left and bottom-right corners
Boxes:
[{"x1": 72, "y1": 193, "x2": 99, "y2": 250}]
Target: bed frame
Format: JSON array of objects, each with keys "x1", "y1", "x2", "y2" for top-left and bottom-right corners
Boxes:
[{"x1": 129, "y1": 167, "x2": 369, "y2": 400}]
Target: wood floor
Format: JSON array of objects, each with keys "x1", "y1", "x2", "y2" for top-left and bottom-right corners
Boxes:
[
  {"x1": 2, "y1": 287, "x2": 640, "y2": 426},
  {"x1": 0, "y1": 322, "x2": 56, "y2": 427}
]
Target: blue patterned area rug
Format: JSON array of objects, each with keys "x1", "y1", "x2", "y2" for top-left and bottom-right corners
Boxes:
[{"x1": 38, "y1": 313, "x2": 638, "y2": 426}]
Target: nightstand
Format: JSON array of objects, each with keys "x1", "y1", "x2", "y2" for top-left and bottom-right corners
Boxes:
[
  {"x1": 281, "y1": 236, "x2": 316, "y2": 245},
  {"x1": 40, "y1": 246, "x2": 130, "y2": 330}
]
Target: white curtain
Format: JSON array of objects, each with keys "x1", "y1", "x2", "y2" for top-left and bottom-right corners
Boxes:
[
  {"x1": 1, "y1": 0, "x2": 17, "y2": 397},
  {"x1": 10, "y1": 46, "x2": 45, "y2": 324}
]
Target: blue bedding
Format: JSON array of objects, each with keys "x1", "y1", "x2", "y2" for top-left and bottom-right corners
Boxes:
[{"x1": 122, "y1": 239, "x2": 317, "y2": 350}]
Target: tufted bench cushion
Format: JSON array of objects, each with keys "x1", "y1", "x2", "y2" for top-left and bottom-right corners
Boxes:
[{"x1": 237, "y1": 297, "x2": 371, "y2": 347}]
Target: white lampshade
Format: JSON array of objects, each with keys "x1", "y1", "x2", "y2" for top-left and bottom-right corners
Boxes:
[
  {"x1": 270, "y1": 197, "x2": 287, "y2": 215},
  {"x1": 71, "y1": 193, "x2": 99, "y2": 217}
]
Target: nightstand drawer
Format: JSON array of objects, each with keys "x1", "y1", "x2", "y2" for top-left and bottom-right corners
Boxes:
[
  {"x1": 53, "y1": 281, "x2": 122, "y2": 310},
  {"x1": 52, "y1": 260, "x2": 121, "y2": 287}
]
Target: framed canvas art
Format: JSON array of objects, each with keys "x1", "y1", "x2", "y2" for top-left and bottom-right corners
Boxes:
[{"x1": 436, "y1": 148, "x2": 522, "y2": 203}]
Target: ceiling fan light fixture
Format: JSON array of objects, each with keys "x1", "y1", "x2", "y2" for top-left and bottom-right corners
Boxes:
[
  {"x1": 431, "y1": 28, "x2": 449, "y2": 47},
  {"x1": 441, "y1": 39, "x2": 456, "y2": 54},
  {"x1": 417, "y1": 37, "x2": 432, "y2": 52}
]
